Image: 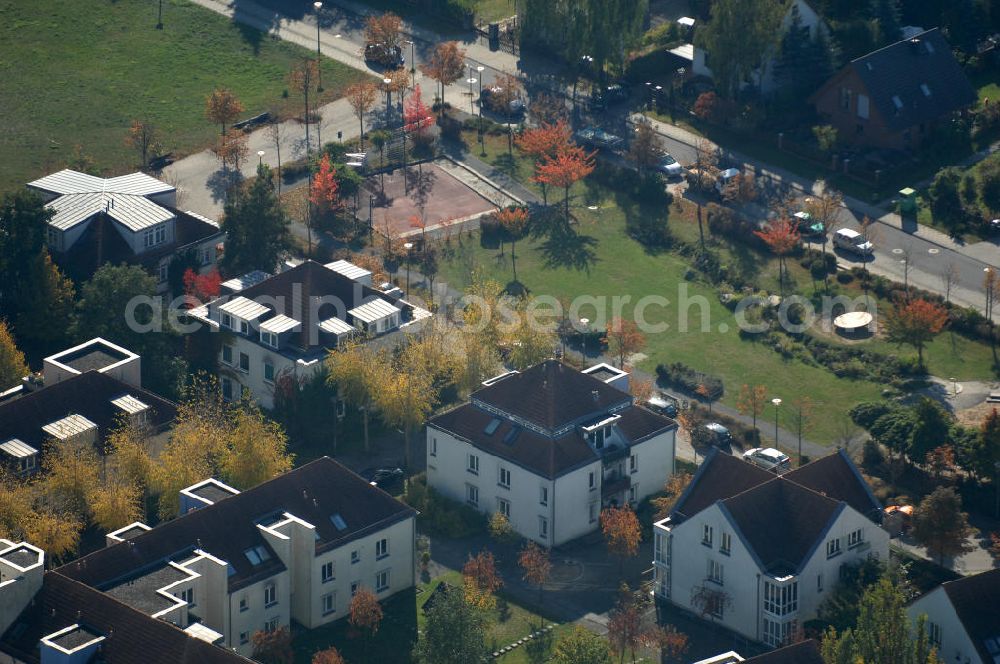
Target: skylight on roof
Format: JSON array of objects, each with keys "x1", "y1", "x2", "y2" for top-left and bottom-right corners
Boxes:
[
  {"x1": 920, "y1": 83, "x2": 931, "y2": 97},
  {"x1": 892, "y1": 95, "x2": 903, "y2": 110},
  {"x1": 330, "y1": 514, "x2": 348, "y2": 531},
  {"x1": 484, "y1": 418, "x2": 501, "y2": 435},
  {"x1": 503, "y1": 427, "x2": 521, "y2": 445},
  {"x1": 243, "y1": 545, "x2": 271, "y2": 566},
  {"x1": 924, "y1": 41, "x2": 934, "y2": 53}
]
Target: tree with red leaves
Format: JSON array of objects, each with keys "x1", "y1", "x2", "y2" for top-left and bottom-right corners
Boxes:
[
  {"x1": 251, "y1": 626, "x2": 293, "y2": 664},
  {"x1": 534, "y1": 146, "x2": 596, "y2": 226},
  {"x1": 604, "y1": 317, "x2": 645, "y2": 369},
  {"x1": 519, "y1": 541, "x2": 552, "y2": 605},
  {"x1": 311, "y1": 647, "x2": 345, "y2": 664},
  {"x1": 516, "y1": 120, "x2": 574, "y2": 206},
  {"x1": 349, "y1": 587, "x2": 383, "y2": 660},
  {"x1": 310, "y1": 154, "x2": 341, "y2": 219},
  {"x1": 403, "y1": 84, "x2": 433, "y2": 149},
  {"x1": 182, "y1": 268, "x2": 221, "y2": 307},
  {"x1": 462, "y1": 549, "x2": 503, "y2": 610},
  {"x1": 885, "y1": 298, "x2": 949, "y2": 367},
  {"x1": 601, "y1": 505, "x2": 641, "y2": 576},
  {"x1": 753, "y1": 216, "x2": 800, "y2": 295}
]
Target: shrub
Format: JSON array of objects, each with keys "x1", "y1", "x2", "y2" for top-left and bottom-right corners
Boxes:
[
  {"x1": 836, "y1": 271, "x2": 854, "y2": 284},
  {"x1": 655, "y1": 362, "x2": 724, "y2": 399},
  {"x1": 405, "y1": 473, "x2": 487, "y2": 538},
  {"x1": 849, "y1": 401, "x2": 893, "y2": 428},
  {"x1": 437, "y1": 114, "x2": 463, "y2": 141}
]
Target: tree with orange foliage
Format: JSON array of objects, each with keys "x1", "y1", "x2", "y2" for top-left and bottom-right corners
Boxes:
[
  {"x1": 885, "y1": 298, "x2": 948, "y2": 367},
  {"x1": 349, "y1": 587, "x2": 383, "y2": 660},
  {"x1": 641, "y1": 625, "x2": 689, "y2": 663},
  {"x1": 311, "y1": 647, "x2": 346, "y2": 664},
  {"x1": 462, "y1": 549, "x2": 503, "y2": 610},
  {"x1": 753, "y1": 216, "x2": 800, "y2": 295},
  {"x1": 346, "y1": 81, "x2": 378, "y2": 150},
  {"x1": 534, "y1": 146, "x2": 596, "y2": 226},
  {"x1": 736, "y1": 383, "x2": 767, "y2": 431},
  {"x1": 601, "y1": 505, "x2": 641, "y2": 575},
  {"x1": 495, "y1": 206, "x2": 529, "y2": 280},
  {"x1": 604, "y1": 317, "x2": 645, "y2": 369},
  {"x1": 205, "y1": 88, "x2": 243, "y2": 135},
  {"x1": 695, "y1": 383, "x2": 714, "y2": 412},
  {"x1": 926, "y1": 445, "x2": 957, "y2": 482},
  {"x1": 421, "y1": 41, "x2": 467, "y2": 113},
  {"x1": 213, "y1": 129, "x2": 249, "y2": 172},
  {"x1": 125, "y1": 119, "x2": 158, "y2": 170},
  {"x1": 182, "y1": 268, "x2": 221, "y2": 307},
  {"x1": 516, "y1": 120, "x2": 573, "y2": 161},
  {"x1": 519, "y1": 541, "x2": 552, "y2": 605},
  {"x1": 310, "y1": 154, "x2": 341, "y2": 220},
  {"x1": 251, "y1": 626, "x2": 294, "y2": 664},
  {"x1": 364, "y1": 12, "x2": 402, "y2": 50}
]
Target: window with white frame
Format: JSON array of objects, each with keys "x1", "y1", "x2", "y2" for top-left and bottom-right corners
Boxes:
[
  {"x1": 222, "y1": 377, "x2": 233, "y2": 401},
  {"x1": 467, "y1": 454, "x2": 479, "y2": 475},
  {"x1": 239, "y1": 595, "x2": 248, "y2": 612},
  {"x1": 158, "y1": 262, "x2": 168, "y2": 284},
  {"x1": 498, "y1": 497, "x2": 510, "y2": 518},
  {"x1": 702, "y1": 524, "x2": 713, "y2": 547},
  {"x1": 817, "y1": 573, "x2": 823, "y2": 592},
  {"x1": 156, "y1": 224, "x2": 165, "y2": 244},
  {"x1": 707, "y1": 559, "x2": 724, "y2": 585},
  {"x1": 264, "y1": 617, "x2": 279, "y2": 633},
  {"x1": 827, "y1": 538, "x2": 842, "y2": 558},
  {"x1": 222, "y1": 345, "x2": 233, "y2": 364},
  {"x1": 466, "y1": 484, "x2": 479, "y2": 507},
  {"x1": 239, "y1": 631, "x2": 249, "y2": 645},
  {"x1": 261, "y1": 331, "x2": 278, "y2": 348},
  {"x1": 376, "y1": 538, "x2": 388, "y2": 559},
  {"x1": 654, "y1": 532, "x2": 670, "y2": 565},
  {"x1": 588, "y1": 471, "x2": 596, "y2": 490},
  {"x1": 321, "y1": 561, "x2": 335, "y2": 582},
  {"x1": 221, "y1": 313, "x2": 233, "y2": 330},
  {"x1": 176, "y1": 588, "x2": 194, "y2": 606},
  {"x1": 322, "y1": 592, "x2": 336, "y2": 615},
  {"x1": 430, "y1": 437, "x2": 437, "y2": 456},
  {"x1": 539, "y1": 516, "x2": 548, "y2": 540},
  {"x1": 588, "y1": 501, "x2": 597, "y2": 523},
  {"x1": 762, "y1": 618, "x2": 796, "y2": 647},
  {"x1": 351, "y1": 550, "x2": 360, "y2": 565},
  {"x1": 498, "y1": 466, "x2": 511, "y2": 489},
  {"x1": 240, "y1": 320, "x2": 250, "y2": 336},
  {"x1": 264, "y1": 583, "x2": 277, "y2": 607},
  {"x1": 720, "y1": 532, "x2": 731, "y2": 555},
  {"x1": 628, "y1": 484, "x2": 638, "y2": 504},
  {"x1": 629, "y1": 453, "x2": 637, "y2": 474},
  {"x1": 263, "y1": 360, "x2": 275, "y2": 384},
  {"x1": 539, "y1": 486, "x2": 548, "y2": 506},
  {"x1": 375, "y1": 569, "x2": 390, "y2": 593},
  {"x1": 143, "y1": 225, "x2": 165, "y2": 248},
  {"x1": 763, "y1": 581, "x2": 798, "y2": 616},
  {"x1": 350, "y1": 581, "x2": 359, "y2": 596},
  {"x1": 928, "y1": 621, "x2": 941, "y2": 647},
  {"x1": 847, "y1": 528, "x2": 864, "y2": 548},
  {"x1": 238, "y1": 352, "x2": 250, "y2": 373}
]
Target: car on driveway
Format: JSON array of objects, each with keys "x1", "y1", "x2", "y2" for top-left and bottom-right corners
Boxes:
[
  {"x1": 699, "y1": 422, "x2": 733, "y2": 447},
  {"x1": 574, "y1": 126, "x2": 623, "y2": 151},
  {"x1": 645, "y1": 392, "x2": 679, "y2": 418},
  {"x1": 590, "y1": 83, "x2": 630, "y2": 111},
  {"x1": 833, "y1": 228, "x2": 874, "y2": 256},
  {"x1": 364, "y1": 42, "x2": 405, "y2": 68},
  {"x1": 480, "y1": 86, "x2": 525, "y2": 116},
  {"x1": 742, "y1": 447, "x2": 791, "y2": 473},
  {"x1": 359, "y1": 467, "x2": 404, "y2": 492},
  {"x1": 655, "y1": 153, "x2": 683, "y2": 178},
  {"x1": 793, "y1": 211, "x2": 826, "y2": 238}
]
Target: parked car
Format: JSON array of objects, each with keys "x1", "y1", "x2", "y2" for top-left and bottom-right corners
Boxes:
[
  {"x1": 480, "y1": 86, "x2": 525, "y2": 116},
  {"x1": 700, "y1": 422, "x2": 733, "y2": 447},
  {"x1": 655, "y1": 153, "x2": 683, "y2": 178},
  {"x1": 990, "y1": 218, "x2": 1000, "y2": 234},
  {"x1": 574, "y1": 126, "x2": 623, "y2": 151},
  {"x1": 364, "y1": 42, "x2": 405, "y2": 68},
  {"x1": 833, "y1": 228, "x2": 874, "y2": 256},
  {"x1": 793, "y1": 211, "x2": 826, "y2": 238},
  {"x1": 645, "y1": 392, "x2": 679, "y2": 418},
  {"x1": 359, "y1": 467, "x2": 404, "y2": 491},
  {"x1": 714, "y1": 168, "x2": 741, "y2": 194},
  {"x1": 742, "y1": 447, "x2": 791, "y2": 473},
  {"x1": 590, "y1": 83, "x2": 630, "y2": 111}
]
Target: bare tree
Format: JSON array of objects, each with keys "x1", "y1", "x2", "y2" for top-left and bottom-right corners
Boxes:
[
  {"x1": 941, "y1": 262, "x2": 960, "y2": 303},
  {"x1": 690, "y1": 582, "x2": 733, "y2": 622},
  {"x1": 346, "y1": 81, "x2": 378, "y2": 151},
  {"x1": 125, "y1": 119, "x2": 159, "y2": 170},
  {"x1": 266, "y1": 119, "x2": 285, "y2": 196},
  {"x1": 289, "y1": 59, "x2": 318, "y2": 153}
]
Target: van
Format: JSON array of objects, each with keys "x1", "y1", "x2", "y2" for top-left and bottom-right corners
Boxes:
[
  {"x1": 645, "y1": 393, "x2": 679, "y2": 418},
  {"x1": 715, "y1": 168, "x2": 740, "y2": 194},
  {"x1": 833, "y1": 228, "x2": 874, "y2": 256},
  {"x1": 701, "y1": 422, "x2": 733, "y2": 447}
]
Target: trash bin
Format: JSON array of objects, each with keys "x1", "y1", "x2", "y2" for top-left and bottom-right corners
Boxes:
[
  {"x1": 898, "y1": 187, "x2": 917, "y2": 215},
  {"x1": 488, "y1": 23, "x2": 500, "y2": 51}
]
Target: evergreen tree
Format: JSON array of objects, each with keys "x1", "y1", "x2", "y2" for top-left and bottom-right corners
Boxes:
[
  {"x1": 908, "y1": 398, "x2": 951, "y2": 464},
  {"x1": 696, "y1": 0, "x2": 785, "y2": 98},
  {"x1": 14, "y1": 252, "x2": 75, "y2": 356},
  {"x1": 0, "y1": 190, "x2": 51, "y2": 324},
  {"x1": 870, "y1": 0, "x2": 902, "y2": 46},
  {"x1": 221, "y1": 164, "x2": 290, "y2": 275},
  {"x1": 413, "y1": 584, "x2": 489, "y2": 664}
]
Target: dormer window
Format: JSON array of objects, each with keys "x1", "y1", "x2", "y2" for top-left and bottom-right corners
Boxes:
[
  {"x1": 143, "y1": 224, "x2": 165, "y2": 248},
  {"x1": 222, "y1": 313, "x2": 234, "y2": 330},
  {"x1": 111, "y1": 394, "x2": 151, "y2": 428},
  {"x1": 589, "y1": 427, "x2": 607, "y2": 449},
  {"x1": 240, "y1": 320, "x2": 249, "y2": 335},
  {"x1": 261, "y1": 331, "x2": 278, "y2": 348}
]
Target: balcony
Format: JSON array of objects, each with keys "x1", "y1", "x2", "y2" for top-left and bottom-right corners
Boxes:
[{"x1": 602, "y1": 474, "x2": 630, "y2": 499}]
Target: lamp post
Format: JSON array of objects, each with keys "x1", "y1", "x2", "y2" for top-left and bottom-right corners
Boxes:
[
  {"x1": 772, "y1": 397, "x2": 782, "y2": 447},
  {"x1": 403, "y1": 242, "x2": 414, "y2": 292},
  {"x1": 645, "y1": 81, "x2": 652, "y2": 110},
  {"x1": 986, "y1": 267, "x2": 996, "y2": 321},
  {"x1": 466, "y1": 67, "x2": 477, "y2": 115},
  {"x1": 671, "y1": 67, "x2": 685, "y2": 123},
  {"x1": 257, "y1": 150, "x2": 265, "y2": 166},
  {"x1": 476, "y1": 65, "x2": 485, "y2": 153},
  {"x1": 995, "y1": 460, "x2": 1000, "y2": 519},
  {"x1": 313, "y1": 2, "x2": 323, "y2": 92},
  {"x1": 575, "y1": 54, "x2": 593, "y2": 116},
  {"x1": 654, "y1": 85, "x2": 662, "y2": 113},
  {"x1": 383, "y1": 76, "x2": 392, "y2": 119},
  {"x1": 156, "y1": 0, "x2": 163, "y2": 29},
  {"x1": 580, "y1": 317, "x2": 590, "y2": 357},
  {"x1": 405, "y1": 40, "x2": 416, "y2": 80}
]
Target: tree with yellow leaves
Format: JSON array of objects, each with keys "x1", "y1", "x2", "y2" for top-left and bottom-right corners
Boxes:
[
  {"x1": 88, "y1": 479, "x2": 143, "y2": 533},
  {"x1": 462, "y1": 549, "x2": 503, "y2": 610},
  {"x1": 326, "y1": 343, "x2": 391, "y2": 452},
  {"x1": 377, "y1": 360, "x2": 437, "y2": 471},
  {"x1": 219, "y1": 408, "x2": 294, "y2": 489},
  {"x1": 41, "y1": 438, "x2": 101, "y2": 518},
  {"x1": 0, "y1": 319, "x2": 28, "y2": 391}
]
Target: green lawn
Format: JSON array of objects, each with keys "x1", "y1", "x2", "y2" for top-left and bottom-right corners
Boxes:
[
  {"x1": 439, "y1": 133, "x2": 998, "y2": 443},
  {"x1": 0, "y1": 0, "x2": 368, "y2": 193}
]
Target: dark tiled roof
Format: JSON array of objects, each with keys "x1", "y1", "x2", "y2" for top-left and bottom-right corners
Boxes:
[
  {"x1": 840, "y1": 29, "x2": 975, "y2": 132},
  {"x1": 472, "y1": 360, "x2": 632, "y2": 433},
  {"x1": 939, "y1": 569, "x2": 1000, "y2": 663},
  {"x1": 59, "y1": 457, "x2": 415, "y2": 592},
  {"x1": 428, "y1": 403, "x2": 597, "y2": 479},
  {"x1": 0, "y1": 371, "x2": 177, "y2": 451},
  {"x1": 745, "y1": 640, "x2": 823, "y2": 664},
  {"x1": 723, "y1": 478, "x2": 841, "y2": 574},
  {"x1": 232, "y1": 260, "x2": 412, "y2": 350},
  {"x1": 615, "y1": 405, "x2": 676, "y2": 443},
  {"x1": 671, "y1": 450, "x2": 775, "y2": 520},
  {"x1": 783, "y1": 449, "x2": 882, "y2": 519},
  {"x1": 0, "y1": 572, "x2": 249, "y2": 664}
]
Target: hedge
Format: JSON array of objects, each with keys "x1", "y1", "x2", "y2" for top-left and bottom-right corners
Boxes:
[{"x1": 655, "y1": 361, "x2": 724, "y2": 399}]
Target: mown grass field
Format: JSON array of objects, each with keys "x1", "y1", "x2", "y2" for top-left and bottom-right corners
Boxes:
[
  {"x1": 0, "y1": 0, "x2": 367, "y2": 192},
  {"x1": 435, "y1": 133, "x2": 998, "y2": 443}
]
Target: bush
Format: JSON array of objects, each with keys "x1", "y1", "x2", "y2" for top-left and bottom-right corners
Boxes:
[
  {"x1": 404, "y1": 473, "x2": 487, "y2": 538},
  {"x1": 862, "y1": 439, "x2": 885, "y2": 467},
  {"x1": 655, "y1": 362, "x2": 724, "y2": 399},
  {"x1": 836, "y1": 271, "x2": 854, "y2": 284},
  {"x1": 437, "y1": 114, "x2": 463, "y2": 141},
  {"x1": 849, "y1": 401, "x2": 893, "y2": 428}
]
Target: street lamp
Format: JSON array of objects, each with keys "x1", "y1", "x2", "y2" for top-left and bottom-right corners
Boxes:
[
  {"x1": 383, "y1": 76, "x2": 393, "y2": 118},
  {"x1": 580, "y1": 317, "x2": 590, "y2": 357},
  {"x1": 403, "y1": 242, "x2": 414, "y2": 292},
  {"x1": 985, "y1": 267, "x2": 996, "y2": 321},
  {"x1": 645, "y1": 81, "x2": 652, "y2": 110},
  {"x1": 313, "y1": 2, "x2": 323, "y2": 91},
  {"x1": 156, "y1": 0, "x2": 163, "y2": 29},
  {"x1": 405, "y1": 39, "x2": 416, "y2": 80},
  {"x1": 466, "y1": 67, "x2": 477, "y2": 114},
  {"x1": 772, "y1": 398, "x2": 782, "y2": 446},
  {"x1": 476, "y1": 65, "x2": 485, "y2": 152},
  {"x1": 671, "y1": 67, "x2": 686, "y2": 123},
  {"x1": 654, "y1": 85, "x2": 662, "y2": 113},
  {"x1": 257, "y1": 150, "x2": 265, "y2": 166}
]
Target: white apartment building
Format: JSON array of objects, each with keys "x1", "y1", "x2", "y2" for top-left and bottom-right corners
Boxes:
[
  {"x1": 653, "y1": 449, "x2": 887, "y2": 648},
  {"x1": 907, "y1": 569, "x2": 1000, "y2": 664},
  {"x1": 427, "y1": 360, "x2": 677, "y2": 547},
  {"x1": 189, "y1": 259, "x2": 430, "y2": 410},
  {"x1": 27, "y1": 169, "x2": 224, "y2": 290},
  {"x1": 41, "y1": 457, "x2": 416, "y2": 658}
]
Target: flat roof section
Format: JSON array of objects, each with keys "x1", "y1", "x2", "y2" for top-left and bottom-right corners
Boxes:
[
  {"x1": 188, "y1": 480, "x2": 239, "y2": 505},
  {"x1": 47, "y1": 338, "x2": 136, "y2": 374},
  {"x1": 0, "y1": 544, "x2": 42, "y2": 569},
  {"x1": 44, "y1": 624, "x2": 105, "y2": 652},
  {"x1": 349, "y1": 298, "x2": 400, "y2": 324},
  {"x1": 104, "y1": 564, "x2": 192, "y2": 615}
]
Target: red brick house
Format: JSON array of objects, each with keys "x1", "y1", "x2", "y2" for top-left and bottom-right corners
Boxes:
[{"x1": 810, "y1": 28, "x2": 975, "y2": 151}]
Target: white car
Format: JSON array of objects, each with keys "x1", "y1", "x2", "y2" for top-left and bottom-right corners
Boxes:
[
  {"x1": 742, "y1": 447, "x2": 791, "y2": 473},
  {"x1": 833, "y1": 228, "x2": 874, "y2": 256},
  {"x1": 655, "y1": 153, "x2": 683, "y2": 178}
]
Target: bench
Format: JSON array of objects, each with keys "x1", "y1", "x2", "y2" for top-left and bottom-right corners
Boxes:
[{"x1": 232, "y1": 112, "x2": 271, "y2": 132}]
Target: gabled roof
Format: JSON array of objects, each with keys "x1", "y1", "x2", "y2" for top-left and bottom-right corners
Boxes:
[
  {"x1": 937, "y1": 569, "x2": 1000, "y2": 662},
  {"x1": 28, "y1": 170, "x2": 174, "y2": 197},
  {"x1": 58, "y1": 457, "x2": 416, "y2": 592},
  {"x1": 672, "y1": 450, "x2": 775, "y2": 519},
  {"x1": 0, "y1": 371, "x2": 177, "y2": 452},
  {"x1": 783, "y1": 449, "x2": 882, "y2": 519},
  {"x1": 723, "y1": 477, "x2": 841, "y2": 575},
  {"x1": 744, "y1": 640, "x2": 823, "y2": 664},
  {"x1": 0, "y1": 572, "x2": 249, "y2": 664},
  {"x1": 814, "y1": 28, "x2": 975, "y2": 132},
  {"x1": 471, "y1": 360, "x2": 633, "y2": 433}
]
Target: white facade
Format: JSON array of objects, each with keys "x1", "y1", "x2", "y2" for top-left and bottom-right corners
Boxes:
[
  {"x1": 428, "y1": 423, "x2": 675, "y2": 547},
  {"x1": 908, "y1": 585, "x2": 986, "y2": 664},
  {"x1": 653, "y1": 501, "x2": 888, "y2": 647},
  {"x1": 218, "y1": 333, "x2": 322, "y2": 410}
]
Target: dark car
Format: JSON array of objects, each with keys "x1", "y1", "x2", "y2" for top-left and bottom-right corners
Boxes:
[
  {"x1": 574, "y1": 125, "x2": 624, "y2": 151},
  {"x1": 359, "y1": 467, "x2": 404, "y2": 491},
  {"x1": 699, "y1": 422, "x2": 733, "y2": 447},
  {"x1": 590, "y1": 83, "x2": 630, "y2": 111},
  {"x1": 364, "y1": 42, "x2": 405, "y2": 68},
  {"x1": 480, "y1": 86, "x2": 525, "y2": 116}
]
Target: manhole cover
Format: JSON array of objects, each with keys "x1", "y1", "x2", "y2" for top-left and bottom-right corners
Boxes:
[
  {"x1": 928, "y1": 248, "x2": 940, "y2": 254},
  {"x1": 891, "y1": 248, "x2": 904, "y2": 254}
]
